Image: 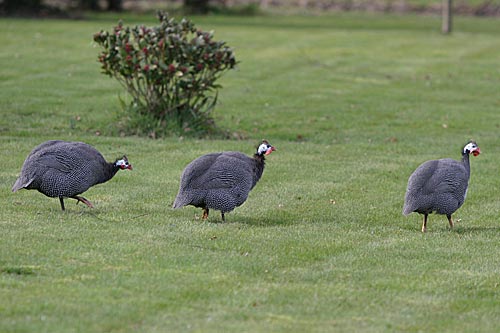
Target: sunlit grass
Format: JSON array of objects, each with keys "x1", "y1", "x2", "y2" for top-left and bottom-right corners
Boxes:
[{"x1": 1, "y1": 12, "x2": 500, "y2": 332}]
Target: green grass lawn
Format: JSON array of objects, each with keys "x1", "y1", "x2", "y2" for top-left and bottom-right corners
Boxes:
[{"x1": 2, "y1": 12, "x2": 500, "y2": 332}]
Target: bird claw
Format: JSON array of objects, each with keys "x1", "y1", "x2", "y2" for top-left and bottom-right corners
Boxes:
[
  {"x1": 74, "y1": 196, "x2": 94, "y2": 209},
  {"x1": 202, "y1": 208, "x2": 209, "y2": 220}
]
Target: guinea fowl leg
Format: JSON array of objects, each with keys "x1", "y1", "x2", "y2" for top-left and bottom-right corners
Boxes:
[
  {"x1": 447, "y1": 214, "x2": 454, "y2": 229},
  {"x1": 72, "y1": 196, "x2": 94, "y2": 208},
  {"x1": 59, "y1": 197, "x2": 65, "y2": 211},
  {"x1": 421, "y1": 214, "x2": 428, "y2": 233},
  {"x1": 202, "y1": 208, "x2": 209, "y2": 220},
  {"x1": 221, "y1": 212, "x2": 225, "y2": 223}
]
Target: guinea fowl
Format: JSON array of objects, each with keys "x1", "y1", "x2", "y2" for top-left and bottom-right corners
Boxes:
[
  {"x1": 403, "y1": 141, "x2": 480, "y2": 232},
  {"x1": 12, "y1": 140, "x2": 132, "y2": 210},
  {"x1": 173, "y1": 140, "x2": 276, "y2": 222}
]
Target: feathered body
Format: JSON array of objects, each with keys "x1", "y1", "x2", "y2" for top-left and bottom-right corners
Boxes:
[
  {"x1": 12, "y1": 140, "x2": 131, "y2": 210},
  {"x1": 173, "y1": 140, "x2": 275, "y2": 221},
  {"x1": 403, "y1": 158, "x2": 470, "y2": 216},
  {"x1": 403, "y1": 141, "x2": 480, "y2": 232}
]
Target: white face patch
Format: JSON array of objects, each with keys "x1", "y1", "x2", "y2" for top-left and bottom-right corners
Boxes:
[
  {"x1": 463, "y1": 142, "x2": 477, "y2": 154},
  {"x1": 257, "y1": 143, "x2": 270, "y2": 155},
  {"x1": 115, "y1": 157, "x2": 131, "y2": 169}
]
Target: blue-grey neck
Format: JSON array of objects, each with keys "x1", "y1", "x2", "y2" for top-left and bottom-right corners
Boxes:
[
  {"x1": 97, "y1": 162, "x2": 120, "y2": 185},
  {"x1": 252, "y1": 154, "x2": 266, "y2": 188},
  {"x1": 462, "y1": 153, "x2": 471, "y2": 179}
]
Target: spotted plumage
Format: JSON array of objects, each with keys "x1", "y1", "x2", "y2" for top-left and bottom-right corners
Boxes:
[
  {"x1": 173, "y1": 140, "x2": 276, "y2": 222},
  {"x1": 12, "y1": 140, "x2": 132, "y2": 210},
  {"x1": 403, "y1": 141, "x2": 480, "y2": 232}
]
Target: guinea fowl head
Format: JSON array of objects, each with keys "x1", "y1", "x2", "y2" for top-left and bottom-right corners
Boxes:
[
  {"x1": 256, "y1": 140, "x2": 276, "y2": 157},
  {"x1": 114, "y1": 156, "x2": 133, "y2": 170},
  {"x1": 463, "y1": 141, "x2": 480, "y2": 157}
]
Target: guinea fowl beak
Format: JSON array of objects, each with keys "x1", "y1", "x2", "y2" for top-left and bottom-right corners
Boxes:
[
  {"x1": 472, "y1": 148, "x2": 480, "y2": 157},
  {"x1": 265, "y1": 146, "x2": 276, "y2": 155}
]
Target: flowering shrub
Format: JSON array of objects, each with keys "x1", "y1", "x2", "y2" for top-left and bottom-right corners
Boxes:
[{"x1": 93, "y1": 12, "x2": 237, "y2": 137}]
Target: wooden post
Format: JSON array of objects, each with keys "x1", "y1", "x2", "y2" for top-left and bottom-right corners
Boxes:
[{"x1": 442, "y1": 0, "x2": 452, "y2": 34}]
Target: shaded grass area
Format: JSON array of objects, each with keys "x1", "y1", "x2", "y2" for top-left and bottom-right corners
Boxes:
[{"x1": 2, "y1": 12, "x2": 500, "y2": 332}]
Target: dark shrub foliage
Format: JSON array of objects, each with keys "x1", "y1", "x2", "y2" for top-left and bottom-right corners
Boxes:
[
  {"x1": 1, "y1": 0, "x2": 40, "y2": 13},
  {"x1": 184, "y1": 0, "x2": 210, "y2": 14},
  {"x1": 93, "y1": 12, "x2": 237, "y2": 137}
]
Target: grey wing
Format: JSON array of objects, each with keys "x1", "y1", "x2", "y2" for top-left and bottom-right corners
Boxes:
[
  {"x1": 204, "y1": 155, "x2": 252, "y2": 190},
  {"x1": 32, "y1": 143, "x2": 98, "y2": 174},
  {"x1": 12, "y1": 142, "x2": 68, "y2": 191},
  {"x1": 173, "y1": 153, "x2": 221, "y2": 208},
  {"x1": 36, "y1": 151, "x2": 78, "y2": 173},
  {"x1": 421, "y1": 159, "x2": 467, "y2": 195},
  {"x1": 403, "y1": 160, "x2": 439, "y2": 215},
  {"x1": 179, "y1": 153, "x2": 222, "y2": 190},
  {"x1": 18, "y1": 141, "x2": 104, "y2": 174}
]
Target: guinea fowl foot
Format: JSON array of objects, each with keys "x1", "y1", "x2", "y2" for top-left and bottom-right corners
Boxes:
[
  {"x1": 202, "y1": 208, "x2": 209, "y2": 220},
  {"x1": 421, "y1": 214, "x2": 428, "y2": 233},
  {"x1": 447, "y1": 214, "x2": 454, "y2": 229},
  {"x1": 59, "y1": 197, "x2": 66, "y2": 211},
  {"x1": 73, "y1": 196, "x2": 94, "y2": 209}
]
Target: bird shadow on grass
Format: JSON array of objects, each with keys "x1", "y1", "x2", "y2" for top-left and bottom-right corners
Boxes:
[
  {"x1": 228, "y1": 214, "x2": 297, "y2": 227},
  {"x1": 187, "y1": 213, "x2": 293, "y2": 226},
  {"x1": 55, "y1": 207, "x2": 121, "y2": 224},
  {"x1": 181, "y1": 210, "x2": 295, "y2": 226},
  {"x1": 451, "y1": 225, "x2": 500, "y2": 235}
]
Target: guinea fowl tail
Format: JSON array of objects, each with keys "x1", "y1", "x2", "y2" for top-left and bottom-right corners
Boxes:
[
  {"x1": 402, "y1": 203, "x2": 413, "y2": 216},
  {"x1": 11, "y1": 180, "x2": 22, "y2": 192},
  {"x1": 172, "y1": 196, "x2": 184, "y2": 209},
  {"x1": 11, "y1": 177, "x2": 33, "y2": 192}
]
